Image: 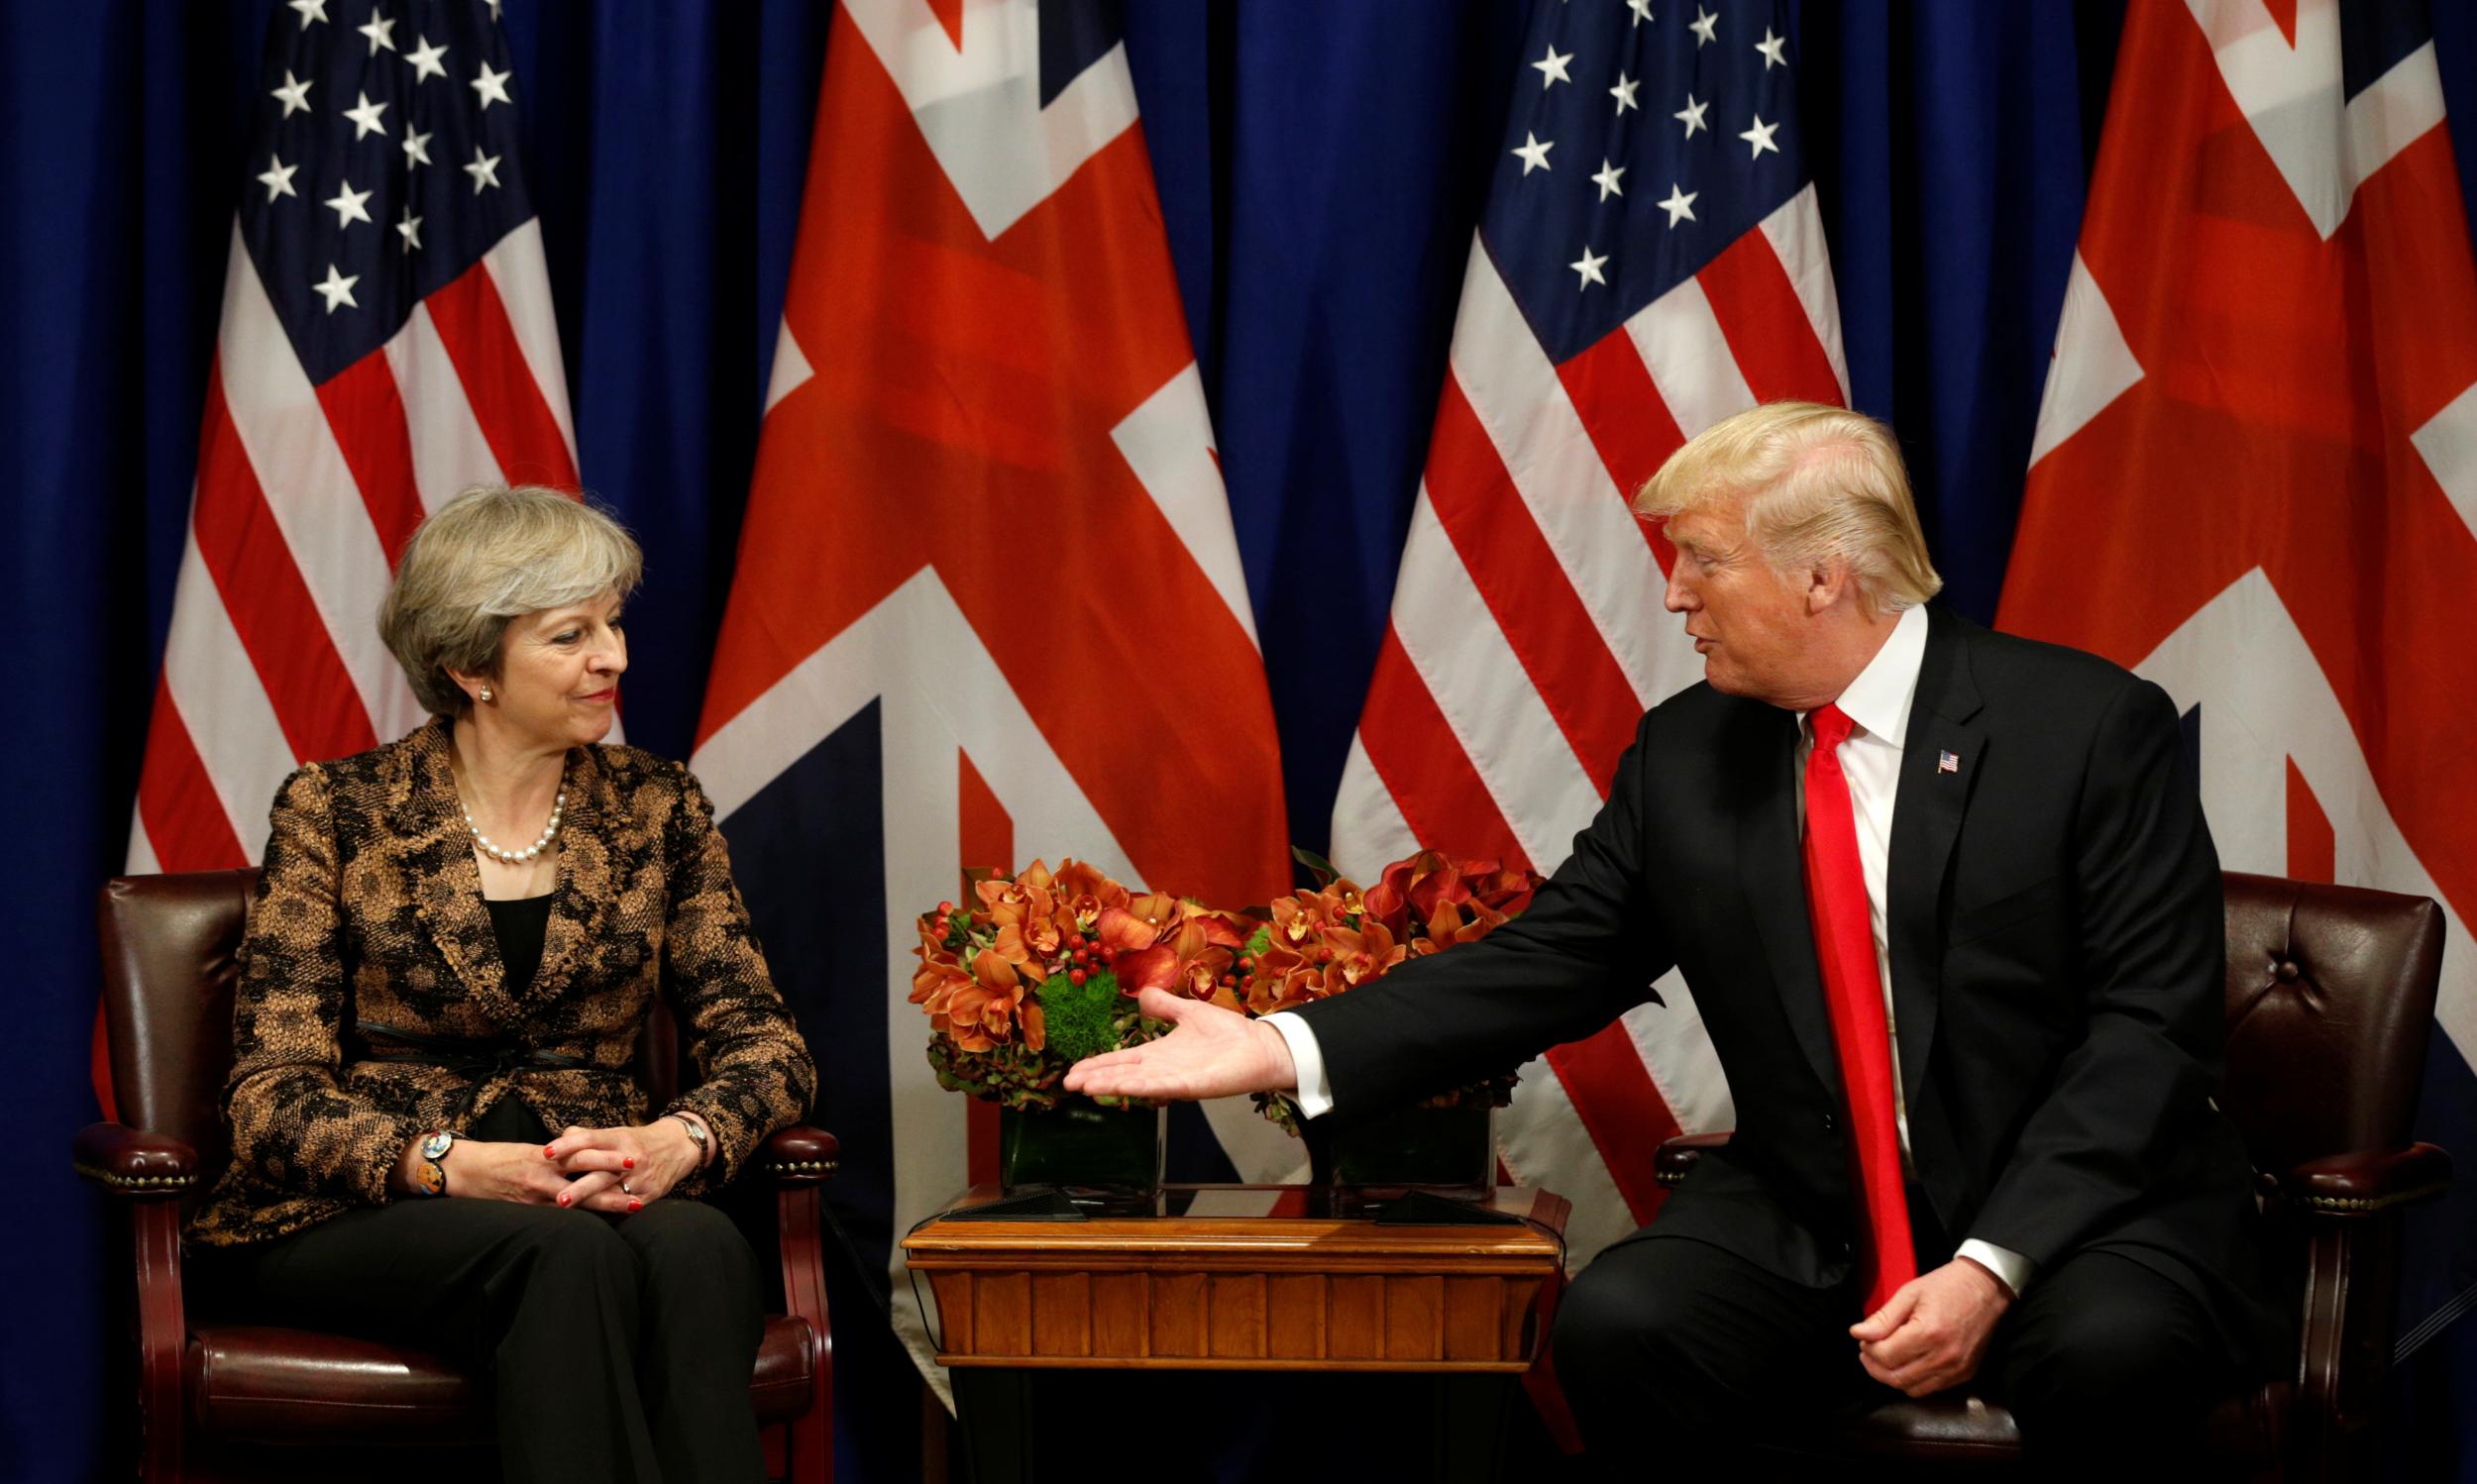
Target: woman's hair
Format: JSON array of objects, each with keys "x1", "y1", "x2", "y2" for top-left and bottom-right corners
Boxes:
[
  {"x1": 1632, "y1": 400, "x2": 1943, "y2": 613},
  {"x1": 378, "y1": 485, "x2": 644, "y2": 717}
]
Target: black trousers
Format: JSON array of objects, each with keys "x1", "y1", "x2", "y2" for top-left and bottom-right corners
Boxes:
[
  {"x1": 203, "y1": 1110, "x2": 765, "y2": 1484},
  {"x1": 1553, "y1": 1232, "x2": 2238, "y2": 1478}
]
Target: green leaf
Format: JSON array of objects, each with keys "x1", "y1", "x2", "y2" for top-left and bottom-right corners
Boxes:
[{"x1": 1290, "y1": 845, "x2": 1339, "y2": 886}]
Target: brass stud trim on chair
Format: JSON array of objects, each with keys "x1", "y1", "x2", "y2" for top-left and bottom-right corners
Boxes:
[
  {"x1": 2294, "y1": 1183, "x2": 2449, "y2": 1215},
  {"x1": 72, "y1": 1162, "x2": 198, "y2": 1192},
  {"x1": 762, "y1": 1159, "x2": 840, "y2": 1176}
]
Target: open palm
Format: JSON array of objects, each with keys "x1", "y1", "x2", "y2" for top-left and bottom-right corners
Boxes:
[{"x1": 1062, "y1": 987, "x2": 1298, "y2": 1102}]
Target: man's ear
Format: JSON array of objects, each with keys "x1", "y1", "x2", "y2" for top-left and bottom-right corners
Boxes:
[{"x1": 1804, "y1": 558, "x2": 1850, "y2": 615}]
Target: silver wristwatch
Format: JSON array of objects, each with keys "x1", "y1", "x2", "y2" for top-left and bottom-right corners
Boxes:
[{"x1": 669, "y1": 1113, "x2": 709, "y2": 1163}]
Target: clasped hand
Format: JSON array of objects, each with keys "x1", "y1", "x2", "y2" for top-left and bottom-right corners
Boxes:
[
  {"x1": 1850, "y1": 1257, "x2": 2013, "y2": 1397},
  {"x1": 432, "y1": 1120, "x2": 700, "y2": 1214}
]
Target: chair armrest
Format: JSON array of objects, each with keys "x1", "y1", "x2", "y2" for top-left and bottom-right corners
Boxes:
[
  {"x1": 757, "y1": 1124, "x2": 840, "y2": 1186},
  {"x1": 2282, "y1": 1142, "x2": 2451, "y2": 1216},
  {"x1": 72, "y1": 1122, "x2": 201, "y2": 1198},
  {"x1": 73, "y1": 1123, "x2": 194, "y2": 1475},
  {"x1": 763, "y1": 1124, "x2": 836, "y2": 1467},
  {"x1": 1656, "y1": 1130, "x2": 1733, "y2": 1189}
]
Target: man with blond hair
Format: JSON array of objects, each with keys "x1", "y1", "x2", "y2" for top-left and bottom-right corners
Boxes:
[{"x1": 1068, "y1": 401, "x2": 2278, "y2": 1469}]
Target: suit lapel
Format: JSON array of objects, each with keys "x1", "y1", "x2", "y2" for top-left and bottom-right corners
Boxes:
[
  {"x1": 1735, "y1": 705, "x2": 1845, "y2": 1100},
  {"x1": 1885, "y1": 608, "x2": 1985, "y2": 1113},
  {"x1": 388, "y1": 719, "x2": 519, "y2": 1025}
]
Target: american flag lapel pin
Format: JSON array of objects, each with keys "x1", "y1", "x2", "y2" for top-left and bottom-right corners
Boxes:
[{"x1": 1938, "y1": 751, "x2": 1961, "y2": 775}]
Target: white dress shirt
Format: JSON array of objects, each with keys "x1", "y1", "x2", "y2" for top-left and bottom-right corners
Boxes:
[{"x1": 1269, "y1": 603, "x2": 2032, "y2": 1297}]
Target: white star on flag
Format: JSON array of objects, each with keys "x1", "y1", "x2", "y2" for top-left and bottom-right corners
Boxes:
[
  {"x1": 1756, "y1": 27, "x2": 1788, "y2": 69},
  {"x1": 1511, "y1": 131, "x2": 1554, "y2": 175},
  {"x1": 471, "y1": 60, "x2": 513, "y2": 110},
  {"x1": 324, "y1": 178, "x2": 374, "y2": 228},
  {"x1": 1591, "y1": 159, "x2": 1626, "y2": 201},
  {"x1": 1610, "y1": 72, "x2": 1640, "y2": 115},
  {"x1": 1689, "y1": 7, "x2": 1718, "y2": 47},
  {"x1": 1533, "y1": 45, "x2": 1574, "y2": 89},
  {"x1": 397, "y1": 206, "x2": 423, "y2": 254},
  {"x1": 343, "y1": 91, "x2": 388, "y2": 141},
  {"x1": 1626, "y1": 0, "x2": 1654, "y2": 25},
  {"x1": 1674, "y1": 92, "x2": 1709, "y2": 137},
  {"x1": 465, "y1": 146, "x2": 503, "y2": 194},
  {"x1": 357, "y1": 10, "x2": 396, "y2": 54},
  {"x1": 1658, "y1": 182, "x2": 1697, "y2": 226},
  {"x1": 1569, "y1": 245, "x2": 1609, "y2": 289},
  {"x1": 405, "y1": 35, "x2": 449, "y2": 83},
  {"x1": 270, "y1": 69, "x2": 313, "y2": 117},
  {"x1": 256, "y1": 155, "x2": 298, "y2": 203},
  {"x1": 402, "y1": 129, "x2": 432, "y2": 167},
  {"x1": 312, "y1": 264, "x2": 360, "y2": 313},
  {"x1": 1739, "y1": 114, "x2": 1781, "y2": 159},
  {"x1": 286, "y1": 0, "x2": 327, "y2": 26}
]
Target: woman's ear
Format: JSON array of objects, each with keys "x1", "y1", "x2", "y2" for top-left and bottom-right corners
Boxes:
[{"x1": 444, "y1": 666, "x2": 492, "y2": 705}]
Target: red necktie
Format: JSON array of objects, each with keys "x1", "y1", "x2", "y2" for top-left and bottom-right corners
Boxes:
[{"x1": 1802, "y1": 703, "x2": 1916, "y2": 1315}]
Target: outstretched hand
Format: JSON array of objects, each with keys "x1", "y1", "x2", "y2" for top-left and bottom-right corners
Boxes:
[{"x1": 1063, "y1": 987, "x2": 1300, "y2": 1102}]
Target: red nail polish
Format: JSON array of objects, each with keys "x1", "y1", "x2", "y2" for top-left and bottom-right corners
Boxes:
[
  {"x1": 622, "y1": 1156, "x2": 635, "y2": 1169},
  {"x1": 558, "y1": 1192, "x2": 570, "y2": 1206},
  {"x1": 627, "y1": 1199, "x2": 642, "y2": 1213},
  {"x1": 543, "y1": 1145, "x2": 557, "y2": 1158}
]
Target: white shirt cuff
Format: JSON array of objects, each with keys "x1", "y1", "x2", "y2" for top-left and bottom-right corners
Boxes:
[
  {"x1": 1955, "y1": 1238, "x2": 2033, "y2": 1299},
  {"x1": 1263, "y1": 1011, "x2": 1335, "y2": 1119}
]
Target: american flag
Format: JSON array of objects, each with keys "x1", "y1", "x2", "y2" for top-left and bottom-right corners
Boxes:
[
  {"x1": 689, "y1": 0, "x2": 1299, "y2": 1393},
  {"x1": 1329, "y1": 0, "x2": 1842, "y2": 1268},
  {"x1": 126, "y1": 0, "x2": 578, "y2": 912},
  {"x1": 2001, "y1": 0, "x2": 2477, "y2": 1406}
]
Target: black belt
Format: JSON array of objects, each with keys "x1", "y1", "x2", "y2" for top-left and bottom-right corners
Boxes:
[{"x1": 356, "y1": 1020, "x2": 590, "y2": 1081}]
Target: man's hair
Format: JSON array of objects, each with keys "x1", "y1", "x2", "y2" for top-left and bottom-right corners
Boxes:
[
  {"x1": 1632, "y1": 400, "x2": 1943, "y2": 613},
  {"x1": 377, "y1": 484, "x2": 644, "y2": 717}
]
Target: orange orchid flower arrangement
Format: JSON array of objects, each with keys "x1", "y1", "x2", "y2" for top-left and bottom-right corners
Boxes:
[
  {"x1": 1239, "y1": 849, "x2": 1547, "y2": 1133},
  {"x1": 912, "y1": 858, "x2": 1254, "y2": 1113}
]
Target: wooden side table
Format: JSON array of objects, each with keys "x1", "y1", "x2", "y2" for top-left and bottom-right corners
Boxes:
[{"x1": 903, "y1": 1185, "x2": 1569, "y2": 1482}]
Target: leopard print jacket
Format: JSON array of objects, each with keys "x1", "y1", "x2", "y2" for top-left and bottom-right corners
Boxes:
[{"x1": 185, "y1": 718, "x2": 818, "y2": 1247}]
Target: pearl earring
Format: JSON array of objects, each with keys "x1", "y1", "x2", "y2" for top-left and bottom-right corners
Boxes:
[{"x1": 479, "y1": 687, "x2": 493, "y2": 702}]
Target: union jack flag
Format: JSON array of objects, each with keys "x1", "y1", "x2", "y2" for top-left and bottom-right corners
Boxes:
[
  {"x1": 120, "y1": 0, "x2": 579, "y2": 1101},
  {"x1": 690, "y1": 0, "x2": 1296, "y2": 1390},
  {"x1": 2001, "y1": 0, "x2": 2477, "y2": 1408},
  {"x1": 1329, "y1": 0, "x2": 1840, "y2": 1269}
]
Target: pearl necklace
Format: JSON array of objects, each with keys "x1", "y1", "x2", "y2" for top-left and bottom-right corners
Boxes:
[{"x1": 464, "y1": 789, "x2": 566, "y2": 865}]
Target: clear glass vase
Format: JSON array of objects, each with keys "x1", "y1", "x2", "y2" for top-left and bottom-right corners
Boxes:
[
  {"x1": 1311, "y1": 1102, "x2": 1495, "y2": 1213},
  {"x1": 997, "y1": 1097, "x2": 1165, "y2": 1208}
]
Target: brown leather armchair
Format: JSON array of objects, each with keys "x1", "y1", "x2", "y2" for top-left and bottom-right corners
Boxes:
[
  {"x1": 1652, "y1": 872, "x2": 2452, "y2": 1479},
  {"x1": 71, "y1": 870, "x2": 839, "y2": 1483}
]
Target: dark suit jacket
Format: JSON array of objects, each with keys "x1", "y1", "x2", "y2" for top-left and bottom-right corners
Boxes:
[
  {"x1": 187, "y1": 718, "x2": 817, "y2": 1247},
  {"x1": 1298, "y1": 607, "x2": 2277, "y2": 1355}
]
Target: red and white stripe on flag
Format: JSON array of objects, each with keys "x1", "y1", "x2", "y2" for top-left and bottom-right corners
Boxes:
[
  {"x1": 1332, "y1": 204, "x2": 1850, "y2": 1270},
  {"x1": 689, "y1": 0, "x2": 1297, "y2": 1395},
  {"x1": 2000, "y1": 5, "x2": 2477, "y2": 1169},
  {"x1": 115, "y1": 1, "x2": 580, "y2": 1110}
]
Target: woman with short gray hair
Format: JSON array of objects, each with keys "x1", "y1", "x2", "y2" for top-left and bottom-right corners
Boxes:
[{"x1": 192, "y1": 484, "x2": 816, "y2": 1483}]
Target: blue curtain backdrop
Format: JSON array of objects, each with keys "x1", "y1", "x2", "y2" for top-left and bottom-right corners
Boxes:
[{"x1": 11, "y1": 2, "x2": 2477, "y2": 1480}]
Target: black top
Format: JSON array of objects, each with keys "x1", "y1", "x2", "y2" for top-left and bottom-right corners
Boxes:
[{"x1": 484, "y1": 894, "x2": 556, "y2": 998}]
